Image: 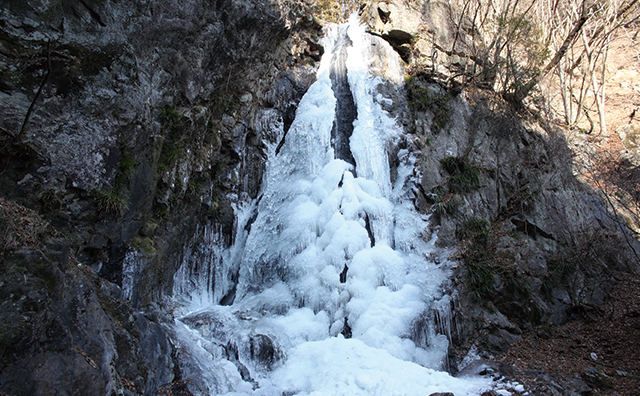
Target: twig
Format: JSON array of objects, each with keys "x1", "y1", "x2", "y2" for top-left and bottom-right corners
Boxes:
[{"x1": 17, "y1": 43, "x2": 51, "y2": 142}]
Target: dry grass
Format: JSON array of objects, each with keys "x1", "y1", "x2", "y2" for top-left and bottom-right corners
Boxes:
[{"x1": 0, "y1": 197, "x2": 59, "y2": 253}]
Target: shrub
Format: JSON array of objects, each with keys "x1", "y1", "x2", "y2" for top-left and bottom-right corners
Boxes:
[
  {"x1": 440, "y1": 156, "x2": 480, "y2": 193},
  {"x1": 440, "y1": 156, "x2": 466, "y2": 174},
  {"x1": 94, "y1": 189, "x2": 129, "y2": 217},
  {"x1": 186, "y1": 180, "x2": 203, "y2": 199},
  {"x1": 456, "y1": 218, "x2": 489, "y2": 241},
  {"x1": 114, "y1": 155, "x2": 135, "y2": 189},
  {"x1": 449, "y1": 167, "x2": 480, "y2": 193},
  {"x1": 160, "y1": 106, "x2": 182, "y2": 124},
  {"x1": 466, "y1": 258, "x2": 495, "y2": 298},
  {"x1": 158, "y1": 145, "x2": 183, "y2": 172},
  {"x1": 405, "y1": 77, "x2": 452, "y2": 131},
  {"x1": 432, "y1": 196, "x2": 459, "y2": 216},
  {"x1": 39, "y1": 188, "x2": 62, "y2": 213},
  {"x1": 457, "y1": 217, "x2": 528, "y2": 300}
]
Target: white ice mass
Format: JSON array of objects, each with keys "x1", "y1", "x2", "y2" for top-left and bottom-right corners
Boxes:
[{"x1": 169, "y1": 15, "x2": 493, "y2": 396}]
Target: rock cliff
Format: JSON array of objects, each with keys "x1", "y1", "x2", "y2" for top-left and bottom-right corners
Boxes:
[
  {"x1": 359, "y1": 0, "x2": 640, "y2": 363},
  {"x1": 1, "y1": 0, "x2": 322, "y2": 393},
  {"x1": 0, "y1": 0, "x2": 326, "y2": 307}
]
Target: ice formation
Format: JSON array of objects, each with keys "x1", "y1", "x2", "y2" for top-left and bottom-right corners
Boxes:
[{"x1": 169, "y1": 16, "x2": 492, "y2": 396}]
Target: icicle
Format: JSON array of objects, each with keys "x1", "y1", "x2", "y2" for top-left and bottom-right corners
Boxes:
[{"x1": 121, "y1": 250, "x2": 143, "y2": 302}]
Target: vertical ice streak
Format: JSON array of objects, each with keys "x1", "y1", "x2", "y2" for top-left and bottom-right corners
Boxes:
[
  {"x1": 168, "y1": 16, "x2": 492, "y2": 396},
  {"x1": 122, "y1": 250, "x2": 142, "y2": 302}
]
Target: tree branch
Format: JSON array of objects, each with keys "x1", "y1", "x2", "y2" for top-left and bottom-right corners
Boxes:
[
  {"x1": 17, "y1": 44, "x2": 51, "y2": 142},
  {"x1": 513, "y1": 0, "x2": 591, "y2": 102}
]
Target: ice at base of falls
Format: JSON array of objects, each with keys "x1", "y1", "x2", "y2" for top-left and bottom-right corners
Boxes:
[
  {"x1": 170, "y1": 305, "x2": 491, "y2": 396},
  {"x1": 168, "y1": 14, "x2": 493, "y2": 396},
  {"x1": 257, "y1": 337, "x2": 488, "y2": 396}
]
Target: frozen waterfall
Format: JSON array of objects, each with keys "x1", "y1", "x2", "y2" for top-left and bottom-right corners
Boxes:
[{"x1": 169, "y1": 16, "x2": 492, "y2": 396}]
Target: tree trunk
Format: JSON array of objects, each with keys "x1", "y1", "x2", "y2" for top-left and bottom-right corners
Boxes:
[{"x1": 512, "y1": 0, "x2": 591, "y2": 102}]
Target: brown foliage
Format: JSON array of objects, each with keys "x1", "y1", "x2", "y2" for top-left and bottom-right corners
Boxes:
[{"x1": 0, "y1": 197, "x2": 59, "y2": 253}]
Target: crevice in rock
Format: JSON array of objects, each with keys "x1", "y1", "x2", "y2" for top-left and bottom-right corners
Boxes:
[
  {"x1": 78, "y1": 0, "x2": 106, "y2": 26},
  {"x1": 243, "y1": 195, "x2": 262, "y2": 233},
  {"x1": 329, "y1": 32, "x2": 357, "y2": 168},
  {"x1": 341, "y1": 317, "x2": 352, "y2": 339},
  {"x1": 511, "y1": 218, "x2": 555, "y2": 240},
  {"x1": 219, "y1": 276, "x2": 237, "y2": 306},
  {"x1": 339, "y1": 264, "x2": 348, "y2": 283},
  {"x1": 364, "y1": 213, "x2": 376, "y2": 247},
  {"x1": 225, "y1": 341, "x2": 257, "y2": 388},
  {"x1": 275, "y1": 105, "x2": 296, "y2": 156},
  {"x1": 250, "y1": 334, "x2": 282, "y2": 369},
  {"x1": 377, "y1": 6, "x2": 390, "y2": 24},
  {"x1": 366, "y1": 30, "x2": 413, "y2": 63},
  {"x1": 275, "y1": 129, "x2": 288, "y2": 155}
]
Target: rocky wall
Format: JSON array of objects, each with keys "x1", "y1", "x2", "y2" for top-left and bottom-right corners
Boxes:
[
  {"x1": 409, "y1": 80, "x2": 640, "y2": 360},
  {"x1": 0, "y1": 198, "x2": 174, "y2": 395},
  {"x1": 357, "y1": 0, "x2": 640, "y2": 365},
  {"x1": 0, "y1": 0, "x2": 322, "y2": 308},
  {"x1": 0, "y1": 0, "x2": 322, "y2": 394}
]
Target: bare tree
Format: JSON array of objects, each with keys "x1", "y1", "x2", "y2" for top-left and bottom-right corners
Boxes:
[{"x1": 446, "y1": 0, "x2": 639, "y2": 117}]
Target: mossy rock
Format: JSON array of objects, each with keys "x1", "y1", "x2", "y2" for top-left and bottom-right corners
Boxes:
[
  {"x1": 129, "y1": 236, "x2": 158, "y2": 257},
  {"x1": 617, "y1": 123, "x2": 640, "y2": 149}
]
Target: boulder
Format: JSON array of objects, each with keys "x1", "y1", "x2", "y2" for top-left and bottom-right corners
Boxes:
[{"x1": 359, "y1": 0, "x2": 424, "y2": 61}]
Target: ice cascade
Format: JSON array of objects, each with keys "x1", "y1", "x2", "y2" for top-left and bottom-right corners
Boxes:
[{"x1": 169, "y1": 16, "x2": 491, "y2": 396}]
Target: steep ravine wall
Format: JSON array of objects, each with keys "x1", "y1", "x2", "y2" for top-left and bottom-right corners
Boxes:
[
  {"x1": 410, "y1": 82, "x2": 640, "y2": 360},
  {"x1": 0, "y1": 0, "x2": 322, "y2": 394},
  {"x1": 1, "y1": 0, "x2": 639, "y2": 394},
  {"x1": 0, "y1": 0, "x2": 325, "y2": 307}
]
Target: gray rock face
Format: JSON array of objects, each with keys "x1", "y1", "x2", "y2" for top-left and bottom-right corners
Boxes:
[
  {"x1": 0, "y1": 198, "x2": 174, "y2": 395},
  {"x1": 0, "y1": 0, "x2": 322, "y2": 308},
  {"x1": 380, "y1": 0, "x2": 640, "y2": 353},
  {"x1": 360, "y1": 0, "x2": 474, "y2": 72},
  {"x1": 1, "y1": 0, "x2": 292, "y2": 195},
  {"x1": 0, "y1": 0, "x2": 320, "y2": 394},
  {"x1": 407, "y1": 75, "x2": 640, "y2": 360},
  {"x1": 359, "y1": 0, "x2": 424, "y2": 61}
]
